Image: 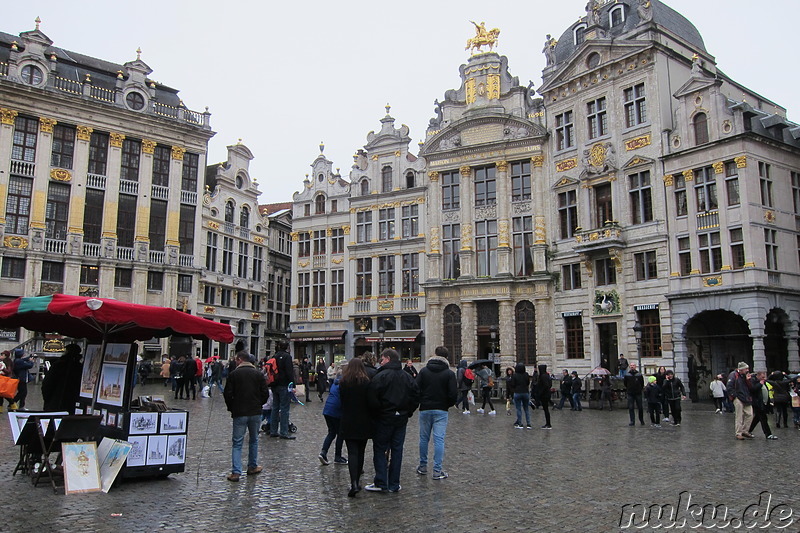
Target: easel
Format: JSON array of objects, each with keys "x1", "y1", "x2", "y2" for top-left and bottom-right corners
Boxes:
[{"x1": 30, "y1": 415, "x2": 102, "y2": 493}]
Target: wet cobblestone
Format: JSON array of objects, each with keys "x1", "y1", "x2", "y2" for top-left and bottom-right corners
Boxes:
[{"x1": 1, "y1": 382, "x2": 797, "y2": 532}]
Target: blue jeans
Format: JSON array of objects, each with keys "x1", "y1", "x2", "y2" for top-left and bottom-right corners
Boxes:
[
  {"x1": 209, "y1": 377, "x2": 224, "y2": 393},
  {"x1": 231, "y1": 414, "x2": 261, "y2": 474},
  {"x1": 418, "y1": 410, "x2": 448, "y2": 473},
  {"x1": 321, "y1": 415, "x2": 344, "y2": 459},
  {"x1": 373, "y1": 416, "x2": 407, "y2": 491},
  {"x1": 513, "y1": 393, "x2": 531, "y2": 425},
  {"x1": 269, "y1": 385, "x2": 291, "y2": 436},
  {"x1": 572, "y1": 392, "x2": 582, "y2": 410}
]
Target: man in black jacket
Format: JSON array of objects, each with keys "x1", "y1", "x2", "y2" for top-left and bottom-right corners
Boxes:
[
  {"x1": 661, "y1": 370, "x2": 687, "y2": 426},
  {"x1": 555, "y1": 369, "x2": 574, "y2": 410},
  {"x1": 624, "y1": 363, "x2": 645, "y2": 426},
  {"x1": 224, "y1": 351, "x2": 270, "y2": 481},
  {"x1": 269, "y1": 341, "x2": 296, "y2": 439},
  {"x1": 415, "y1": 347, "x2": 457, "y2": 480},
  {"x1": 365, "y1": 349, "x2": 420, "y2": 493}
]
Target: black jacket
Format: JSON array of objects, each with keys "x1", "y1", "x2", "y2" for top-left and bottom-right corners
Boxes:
[
  {"x1": 272, "y1": 350, "x2": 294, "y2": 387},
  {"x1": 644, "y1": 383, "x2": 662, "y2": 404},
  {"x1": 537, "y1": 369, "x2": 552, "y2": 401},
  {"x1": 571, "y1": 377, "x2": 582, "y2": 394},
  {"x1": 367, "y1": 360, "x2": 420, "y2": 419},
  {"x1": 726, "y1": 370, "x2": 753, "y2": 404},
  {"x1": 416, "y1": 357, "x2": 457, "y2": 411},
  {"x1": 223, "y1": 362, "x2": 270, "y2": 417},
  {"x1": 340, "y1": 379, "x2": 373, "y2": 440},
  {"x1": 510, "y1": 364, "x2": 530, "y2": 394},
  {"x1": 661, "y1": 377, "x2": 685, "y2": 400},
  {"x1": 559, "y1": 375, "x2": 572, "y2": 395},
  {"x1": 624, "y1": 370, "x2": 644, "y2": 395}
]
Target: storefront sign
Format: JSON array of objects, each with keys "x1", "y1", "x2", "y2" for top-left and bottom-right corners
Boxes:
[
  {"x1": 634, "y1": 304, "x2": 660, "y2": 311},
  {"x1": 561, "y1": 311, "x2": 583, "y2": 317},
  {"x1": 0, "y1": 328, "x2": 18, "y2": 341}
]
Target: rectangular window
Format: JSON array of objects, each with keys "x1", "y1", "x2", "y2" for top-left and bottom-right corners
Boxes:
[
  {"x1": 148, "y1": 199, "x2": 167, "y2": 252},
  {"x1": 356, "y1": 258, "x2": 372, "y2": 299},
  {"x1": 252, "y1": 245, "x2": 263, "y2": 282},
  {"x1": 634, "y1": 250, "x2": 658, "y2": 281},
  {"x1": 51, "y1": 124, "x2": 75, "y2": 169},
  {"x1": 730, "y1": 228, "x2": 745, "y2": 270},
  {"x1": 251, "y1": 294, "x2": 261, "y2": 312},
  {"x1": 80, "y1": 264, "x2": 100, "y2": 285},
  {"x1": 181, "y1": 152, "x2": 199, "y2": 192},
  {"x1": 510, "y1": 160, "x2": 531, "y2": 202},
  {"x1": 765, "y1": 229, "x2": 778, "y2": 270},
  {"x1": 562, "y1": 263, "x2": 582, "y2": 290},
  {"x1": 12, "y1": 116, "x2": 38, "y2": 162},
  {"x1": 147, "y1": 271, "x2": 163, "y2": 291},
  {"x1": 41, "y1": 261, "x2": 64, "y2": 282},
  {"x1": 474, "y1": 165, "x2": 497, "y2": 207},
  {"x1": 331, "y1": 228, "x2": 345, "y2": 254},
  {"x1": 401, "y1": 205, "x2": 419, "y2": 238},
  {"x1": 475, "y1": 219, "x2": 498, "y2": 277},
  {"x1": 379, "y1": 208, "x2": 396, "y2": 241},
  {"x1": 237, "y1": 291, "x2": 247, "y2": 310},
  {"x1": 202, "y1": 285, "x2": 215, "y2": 305},
  {"x1": 698, "y1": 232, "x2": 722, "y2": 273},
  {"x1": 330, "y1": 269, "x2": 345, "y2": 306},
  {"x1": 331, "y1": 199, "x2": 338, "y2": 213},
  {"x1": 792, "y1": 171, "x2": 800, "y2": 215},
  {"x1": 402, "y1": 253, "x2": 419, "y2": 295},
  {"x1": 45, "y1": 182, "x2": 70, "y2": 240},
  {"x1": 694, "y1": 166, "x2": 718, "y2": 212},
  {"x1": 594, "y1": 182, "x2": 613, "y2": 227},
  {"x1": 1, "y1": 257, "x2": 25, "y2": 279},
  {"x1": 5, "y1": 176, "x2": 33, "y2": 235},
  {"x1": 303, "y1": 204, "x2": 310, "y2": 217},
  {"x1": 267, "y1": 274, "x2": 275, "y2": 307},
  {"x1": 237, "y1": 241, "x2": 249, "y2": 278},
  {"x1": 674, "y1": 174, "x2": 688, "y2": 217},
  {"x1": 356, "y1": 212, "x2": 373, "y2": 243},
  {"x1": 378, "y1": 255, "x2": 395, "y2": 297},
  {"x1": 442, "y1": 170, "x2": 460, "y2": 210},
  {"x1": 623, "y1": 83, "x2": 647, "y2": 127},
  {"x1": 312, "y1": 271, "x2": 326, "y2": 307},
  {"x1": 442, "y1": 224, "x2": 461, "y2": 280},
  {"x1": 558, "y1": 190, "x2": 578, "y2": 239},
  {"x1": 178, "y1": 205, "x2": 195, "y2": 255},
  {"x1": 177, "y1": 274, "x2": 192, "y2": 294},
  {"x1": 205, "y1": 231, "x2": 218, "y2": 271},
  {"x1": 759, "y1": 161, "x2": 773, "y2": 207},
  {"x1": 152, "y1": 145, "x2": 171, "y2": 187},
  {"x1": 587, "y1": 97, "x2": 608, "y2": 139},
  {"x1": 595, "y1": 257, "x2": 617, "y2": 285},
  {"x1": 220, "y1": 288, "x2": 232, "y2": 307},
  {"x1": 222, "y1": 236, "x2": 234, "y2": 275},
  {"x1": 298, "y1": 232, "x2": 311, "y2": 257},
  {"x1": 120, "y1": 138, "x2": 141, "y2": 181},
  {"x1": 512, "y1": 216, "x2": 534, "y2": 277},
  {"x1": 638, "y1": 309, "x2": 662, "y2": 359},
  {"x1": 114, "y1": 268, "x2": 132, "y2": 288},
  {"x1": 82, "y1": 189, "x2": 103, "y2": 245},
  {"x1": 116, "y1": 194, "x2": 137, "y2": 248},
  {"x1": 88, "y1": 132, "x2": 109, "y2": 176},
  {"x1": 565, "y1": 316, "x2": 585, "y2": 359},
  {"x1": 629, "y1": 171, "x2": 653, "y2": 224},
  {"x1": 555, "y1": 110, "x2": 574, "y2": 150},
  {"x1": 726, "y1": 162, "x2": 740, "y2": 206},
  {"x1": 678, "y1": 236, "x2": 692, "y2": 276}
]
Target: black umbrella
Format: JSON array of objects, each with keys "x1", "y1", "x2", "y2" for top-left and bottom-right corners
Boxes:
[{"x1": 468, "y1": 359, "x2": 494, "y2": 370}]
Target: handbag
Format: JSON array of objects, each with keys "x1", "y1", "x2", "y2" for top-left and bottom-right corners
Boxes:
[{"x1": 0, "y1": 375, "x2": 19, "y2": 400}]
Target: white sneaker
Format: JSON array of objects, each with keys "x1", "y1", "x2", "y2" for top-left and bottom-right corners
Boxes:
[
  {"x1": 477, "y1": 408, "x2": 485, "y2": 414},
  {"x1": 462, "y1": 409, "x2": 470, "y2": 415},
  {"x1": 715, "y1": 409, "x2": 721, "y2": 414},
  {"x1": 488, "y1": 410, "x2": 496, "y2": 416},
  {"x1": 662, "y1": 417, "x2": 670, "y2": 422}
]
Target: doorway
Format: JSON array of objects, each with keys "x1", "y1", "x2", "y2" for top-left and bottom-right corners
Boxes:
[{"x1": 598, "y1": 322, "x2": 618, "y2": 372}]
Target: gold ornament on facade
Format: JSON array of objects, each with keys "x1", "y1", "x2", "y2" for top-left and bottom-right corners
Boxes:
[
  {"x1": 556, "y1": 158, "x2": 578, "y2": 172},
  {"x1": 332, "y1": 258, "x2": 344, "y2": 264},
  {"x1": 488, "y1": 74, "x2": 500, "y2": 100},
  {"x1": 530, "y1": 155, "x2": 544, "y2": 167},
  {"x1": 429, "y1": 226, "x2": 440, "y2": 253},
  {"x1": 171, "y1": 146, "x2": 186, "y2": 161},
  {"x1": 0, "y1": 108, "x2": 18, "y2": 125},
  {"x1": 682, "y1": 169, "x2": 694, "y2": 181},
  {"x1": 342, "y1": 225, "x2": 351, "y2": 235},
  {"x1": 465, "y1": 21, "x2": 500, "y2": 54},
  {"x1": 142, "y1": 139, "x2": 157, "y2": 154},
  {"x1": 498, "y1": 220, "x2": 510, "y2": 247},
  {"x1": 428, "y1": 171, "x2": 440, "y2": 181},
  {"x1": 663, "y1": 174, "x2": 674, "y2": 187},
  {"x1": 4, "y1": 236, "x2": 28, "y2": 249},
  {"x1": 496, "y1": 161, "x2": 509, "y2": 172},
  {"x1": 326, "y1": 227, "x2": 333, "y2": 237},
  {"x1": 394, "y1": 150, "x2": 401, "y2": 157},
  {"x1": 378, "y1": 300, "x2": 394, "y2": 312},
  {"x1": 624, "y1": 134, "x2": 651, "y2": 151},
  {"x1": 298, "y1": 261, "x2": 309, "y2": 268},
  {"x1": 534, "y1": 216, "x2": 546, "y2": 244},
  {"x1": 588, "y1": 143, "x2": 607, "y2": 169},
  {"x1": 253, "y1": 236, "x2": 264, "y2": 244},
  {"x1": 459, "y1": 166, "x2": 472, "y2": 177},
  {"x1": 734, "y1": 156, "x2": 747, "y2": 168},
  {"x1": 50, "y1": 168, "x2": 72, "y2": 182},
  {"x1": 712, "y1": 161, "x2": 725, "y2": 174},
  {"x1": 109, "y1": 132, "x2": 125, "y2": 147},
  {"x1": 702, "y1": 275, "x2": 723, "y2": 288},
  {"x1": 290, "y1": 232, "x2": 299, "y2": 241},
  {"x1": 76, "y1": 125, "x2": 93, "y2": 141},
  {"x1": 312, "y1": 308, "x2": 325, "y2": 320},
  {"x1": 39, "y1": 117, "x2": 57, "y2": 133},
  {"x1": 207, "y1": 221, "x2": 220, "y2": 230},
  {"x1": 460, "y1": 224, "x2": 473, "y2": 250},
  {"x1": 466, "y1": 78, "x2": 477, "y2": 104},
  {"x1": 764, "y1": 210, "x2": 776, "y2": 223},
  {"x1": 204, "y1": 306, "x2": 216, "y2": 314}
]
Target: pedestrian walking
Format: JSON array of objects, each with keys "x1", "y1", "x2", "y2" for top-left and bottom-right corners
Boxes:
[
  {"x1": 747, "y1": 371, "x2": 777, "y2": 440},
  {"x1": 315, "y1": 357, "x2": 327, "y2": 401},
  {"x1": 12, "y1": 349, "x2": 34, "y2": 409},
  {"x1": 644, "y1": 375, "x2": 662, "y2": 427},
  {"x1": 300, "y1": 356, "x2": 313, "y2": 403},
  {"x1": 510, "y1": 363, "x2": 531, "y2": 429},
  {"x1": 319, "y1": 364, "x2": 348, "y2": 466},
  {"x1": 710, "y1": 374, "x2": 726, "y2": 413},
  {"x1": 208, "y1": 357, "x2": 224, "y2": 396},
  {"x1": 555, "y1": 369, "x2": 574, "y2": 410},
  {"x1": 727, "y1": 362, "x2": 755, "y2": 440},
  {"x1": 404, "y1": 359, "x2": 418, "y2": 379},
  {"x1": 570, "y1": 371, "x2": 583, "y2": 411},
  {"x1": 598, "y1": 374, "x2": 613, "y2": 411},
  {"x1": 661, "y1": 370, "x2": 686, "y2": 426},
  {"x1": 475, "y1": 363, "x2": 496, "y2": 415},
  {"x1": 655, "y1": 365, "x2": 670, "y2": 421},
  {"x1": 339, "y1": 357, "x2": 373, "y2": 497},
  {"x1": 504, "y1": 367, "x2": 514, "y2": 415},
  {"x1": 767, "y1": 371, "x2": 790, "y2": 428},
  {"x1": 415, "y1": 347, "x2": 457, "y2": 480},
  {"x1": 624, "y1": 363, "x2": 645, "y2": 426},
  {"x1": 536, "y1": 364, "x2": 552, "y2": 429},
  {"x1": 223, "y1": 351, "x2": 270, "y2": 482},
  {"x1": 456, "y1": 359, "x2": 473, "y2": 414},
  {"x1": 791, "y1": 376, "x2": 800, "y2": 429},
  {"x1": 269, "y1": 340, "x2": 297, "y2": 440},
  {"x1": 617, "y1": 353, "x2": 629, "y2": 378}
]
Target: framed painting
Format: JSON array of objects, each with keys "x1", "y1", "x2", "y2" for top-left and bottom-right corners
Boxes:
[
  {"x1": 128, "y1": 412, "x2": 158, "y2": 435},
  {"x1": 159, "y1": 411, "x2": 187, "y2": 434},
  {"x1": 103, "y1": 343, "x2": 131, "y2": 364},
  {"x1": 79, "y1": 344, "x2": 103, "y2": 399},
  {"x1": 126, "y1": 436, "x2": 147, "y2": 467},
  {"x1": 146, "y1": 435, "x2": 167, "y2": 465},
  {"x1": 166, "y1": 434, "x2": 187, "y2": 465},
  {"x1": 97, "y1": 438, "x2": 132, "y2": 492},
  {"x1": 62, "y1": 441, "x2": 102, "y2": 494},
  {"x1": 97, "y1": 364, "x2": 126, "y2": 407}
]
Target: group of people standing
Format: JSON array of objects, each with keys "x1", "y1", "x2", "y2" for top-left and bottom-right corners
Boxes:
[{"x1": 726, "y1": 362, "x2": 800, "y2": 440}]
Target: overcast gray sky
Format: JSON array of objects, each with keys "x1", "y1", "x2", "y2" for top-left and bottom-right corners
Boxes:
[{"x1": 7, "y1": 1, "x2": 799, "y2": 204}]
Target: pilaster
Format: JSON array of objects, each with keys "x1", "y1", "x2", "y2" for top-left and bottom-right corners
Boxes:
[
  {"x1": 495, "y1": 160, "x2": 512, "y2": 276},
  {"x1": 461, "y1": 301, "x2": 477, "y2": 359},
  {"x1": 458, "y1": 166, "x2": 474, "y2": 279}
]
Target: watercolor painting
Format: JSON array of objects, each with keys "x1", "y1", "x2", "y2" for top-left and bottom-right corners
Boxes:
[
  {"x1": 103, "y1": 343, "x2": 131, "y2": 364},
  {"x1": 79, "y1": 344, "x2": 103, "y2": 399},
  {"x1": 97, "y1": 364, "x2": 126, "y2": 407},
  {"x1": 97, "y1": 438, "x2": 133, "y2": 492},
  {"x1": 62, "y1": 441, "x2": 102, "y2": 494}
]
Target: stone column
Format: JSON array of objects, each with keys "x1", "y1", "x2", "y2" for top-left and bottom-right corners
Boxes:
[
  {"x1": 166, "y1": 145, "x2": 185, "y2": 264},
  {"x1": 65, "y1": 120, "x2": 91, "y2": 256},
  {"x1": 461, "y1": 301, "x2": 477, "y2": 360},
  {"x1": 499, "y1": 299, "x2": 515, "y2": 367},
  {"x1": 672, "y1": 333, "x2": 689, "y2": 383},
  {"x1": 751, "y1": 335, "x2": 767, "y2": 373},
  {"x1": 495, "y1": 161, "x2": 512, "y2": 276},
  {"x1": 136, "y1": 139, "x2": 156, "y2": 255},
  {"x1": 530, "y1": 154, "x2": 548, "y2": 272},
  {"x1": 427, "y1": 302, "x2": 442, "y2": 357},
  {"x1": 0, "y1": 108, "x2": 19, "y2": 235},
  {"x1": 458, "y1": 166, "x2": 475, "y2": 279},
  {"x1": 101, "y1": 133, "x2": 124, "y2": 259},
  {"x1": 427, "y1": 171, "x2": 442, "y2": 281},
  {"x1": 28, "y1": 118, "x2": 59, "y2": 250}
]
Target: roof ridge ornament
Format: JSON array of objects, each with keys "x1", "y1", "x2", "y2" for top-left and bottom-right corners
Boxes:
[
  {"x1": 466, "y1": 21, "x2": 500, "y2": 55},
  {"x1": 35, "y1": 16, "x2": 41, "y2": 31},
  {"x1": 136, "y1": 47, "x2": 142, "y2": 61}
]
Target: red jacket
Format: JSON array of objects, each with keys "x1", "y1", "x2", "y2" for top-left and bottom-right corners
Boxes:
[{"x1": 195, "y1": 357, "x2": 203, "y2": 377}]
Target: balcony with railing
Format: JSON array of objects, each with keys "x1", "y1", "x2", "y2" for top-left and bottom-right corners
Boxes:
[
  {"x1": 181, "y1": 190, "x2": 197, "y2": 205},
  {"x1": 355, "y1": 300, "x2": 372, "y2": 313},
  {"x1": 223, "y1": 222, "x2": 235, "y2": 235},
  {"x1": 239, "y1": 227, "x2": 250, "y2": 239},
  {"x1": 312, "y1": 255, "x2": 326, "y2": 268},
  {"x1": 151, "y1": 185, "x2": 169, "y2": 200},
  {"x1": 86, "y1": 173, "x2": 106, "y2": 190},
  {"x1": 149, "y1": 250, "x2": 165, "y2": 264},
  {"x1": 117, "y1": 246, "x2": 134, "y2": 260},
  {"x1": 296, "y1": 308, "x2": 309, "y2": 321},
  {"x1": 696, "y1": 210, "x2": 720, "y2": 230},
  {"x1": 401, "y1": 297, "x2": 419, "y2": 310},
  {"x1": 330, "y1": 306, "x2": 343, "y2": 320},
  {"x1": 89, "y1": 85, "x2": 115, "y2": 102},
  {"x1": 10, "y1": 159, "x2": 35, "y2": 177},
  {"x1": 44, "y1": 239, "x2": 67, "y2": 254},
  {"x1": 573, "y1": 222, "x2": 626, "y2": 253},
  {"x1": 120, "y1": 179, "x2": 139, "y2": 195},
  {"x1": 179, "y1": 254, "x2": 194, "y2": 267},
  {"x1": 53, "y1": 75, "x2": 81, "y2": 94},
  {"x1": 0, "y1": 62, "x2": 8, "y2": 76},
  {"x1": 83, "y1": 242, "x2": 101, "y2": 257},
  {"x1": 768, "y1": 272, "x2": 781, "y2": 286}
]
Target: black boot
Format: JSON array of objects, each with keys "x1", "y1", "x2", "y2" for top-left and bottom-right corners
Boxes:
[{"x1": 348, "y1": 482, "x2": 358, "y2": 498}]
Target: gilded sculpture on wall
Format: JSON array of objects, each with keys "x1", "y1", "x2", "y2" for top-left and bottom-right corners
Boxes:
[{"x1": 466, "y1": 21, "x2": 500, "y2": 54}]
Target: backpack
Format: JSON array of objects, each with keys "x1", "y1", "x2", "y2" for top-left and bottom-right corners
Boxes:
[
  {"x1": 264, "y1": 357, "x2": 279, "y2": 386},
  {"x1": 463, "y1": 368, "x2": 475, "y2": 386}
]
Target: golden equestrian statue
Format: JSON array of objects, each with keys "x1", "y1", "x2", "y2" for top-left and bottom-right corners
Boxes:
[{"x1": 465, "y1": 20, "x2": 500, "y2": 54}]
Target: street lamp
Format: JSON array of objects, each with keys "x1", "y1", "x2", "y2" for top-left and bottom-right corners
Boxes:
[
  {"x1": 378, "y1": 326, "x2": 386, "y2": 354},
  {"x1": 489, "y1": 324, "x2": 498, "y2": 366},
  {"x1": 632, "y1": 319, "x2": 643, "y2": 374},
  {"x1": 285, "y1": 326, "x2": 292, "y2": 357}
]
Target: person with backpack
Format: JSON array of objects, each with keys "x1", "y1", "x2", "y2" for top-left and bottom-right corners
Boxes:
[
  {"x1": 268, "y1": 340, "x2": 296, "y2": 439},
  {"x1": 475, "y1": 362, "x2": 495, "y2": 415},
  {"x1": 456, "y1": 359, "x2": 473, "y2": 414}
]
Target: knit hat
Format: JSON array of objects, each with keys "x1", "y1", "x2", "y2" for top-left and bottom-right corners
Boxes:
[
  {"x1": 648, "y1": 375, "x2": 657, "y2": 383},
  {"x1": 737, "y1": 361, "x2": 749, "y2": 370}
]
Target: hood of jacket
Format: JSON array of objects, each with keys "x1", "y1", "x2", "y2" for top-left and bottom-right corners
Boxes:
[
  {"x1": 458, "y1": 359, "x2": 467, "y2": 369},
  {"x1": 426, "y1": 356, "x2": 450, "y2": 373},
  {"x1": 515, "y1": 363, "x2": 526, "y2": 374},
  {"x1": 537, "y1": 364, "x2": 547, "y2": 375}
]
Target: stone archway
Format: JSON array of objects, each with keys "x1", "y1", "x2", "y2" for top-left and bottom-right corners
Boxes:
[{"x1": 765, "y1": 308, "x2": 789, "y2": 371}]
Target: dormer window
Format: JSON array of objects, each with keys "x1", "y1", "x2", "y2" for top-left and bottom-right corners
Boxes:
[
  {"x1": 693, "y1": 112, "x2": 709, "y2": 145},
  {"x1": 315, "y1": 194, "x2": 326, "y2": 214},
  {"x1": 574, "y1": 24, "x2": 587, "y2": 46},
  {"x1": 360, "y1": 179, "x2": 370, "y2": 196},
  {"x1": 224, "y1": 200, "x2": 235, "y2": 223},
  {"x1": 20, "y1": 64, "x2": 43, "y2": 86},
  {"x1": 381, "y1": 166, "x2": 392, "y2": 192},
  {"x1": 125, "y1": 91, "x2": 145, "y2": 111},
  {"x1": 406, "y1": 171, "x2": 415, "y2": 189},
  {"x1": 609, "y1": 5, "x2": 625, "y2": 27}
]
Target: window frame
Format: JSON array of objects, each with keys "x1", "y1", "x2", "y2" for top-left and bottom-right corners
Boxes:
[
  {"x1": 623, "y1": 83, "x2": 647, "y2": 128},
  {"x1": 629, "y1": 170, "x2": 653, "y2": 224},
  {"x1": 587, "y1": 97, "x2": 608, "y2": 139}
]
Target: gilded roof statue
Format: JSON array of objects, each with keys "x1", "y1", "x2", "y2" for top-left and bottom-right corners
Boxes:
[{"x1": 466, "y1": 21, "x2": 500, "y2": 54}]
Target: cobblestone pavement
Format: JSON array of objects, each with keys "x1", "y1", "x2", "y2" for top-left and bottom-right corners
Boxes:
[{"x1": 1, "y1": 382, "x2": 797, "y2": 533}]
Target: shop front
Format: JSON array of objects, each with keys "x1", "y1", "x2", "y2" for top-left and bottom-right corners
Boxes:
[
  {"x1": 288, "y1": 330, "x2": 347, "y2": 365},
  {"x1": 363, "y1": 330, "x2": 424, "y2": 362}
]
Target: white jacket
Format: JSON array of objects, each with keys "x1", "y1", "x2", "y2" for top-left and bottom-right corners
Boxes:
[{"x1": 709, "y1": 379, "x2": 726, "y2": 398}]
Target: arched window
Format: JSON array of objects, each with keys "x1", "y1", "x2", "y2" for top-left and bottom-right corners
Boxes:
[
  {"x1": 609, "y1": 5, "x2": 625, "y2": 27},
  {"x1": 693, "y1": 112, "x2": 709, "y2": 145},
  {"x1": 382, "y1": 166, "x2": 392, "y2": 192},
  {"x1": 406, "y1": 171, "x2": 415, "y2": 189},
  {"x1": 360, "y1": 179, "x2": 370, "y2": 196},
  {"x1": 240, "y1": 205, "x2": 250, "y2": 228},
  {"x1": 225, "y1": 200, "x2": 235, "y2": 223},
  {"x1": 315, "y1": 194, "x2": 326, "y2": 214},
  {"x1": 515, "y1": 301, "x2": 537, "y2": 365},
  {"x1": 443, "y1": 304, "x2": 462, "y2": 365},
  {"x1": 574, "y1": 24, "x2": 587, "y2": 46}
]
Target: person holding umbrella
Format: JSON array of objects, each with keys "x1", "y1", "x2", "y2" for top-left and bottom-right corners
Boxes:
[{"x1": 473, "y1": 361, "x2": 496, "y2": 415}]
